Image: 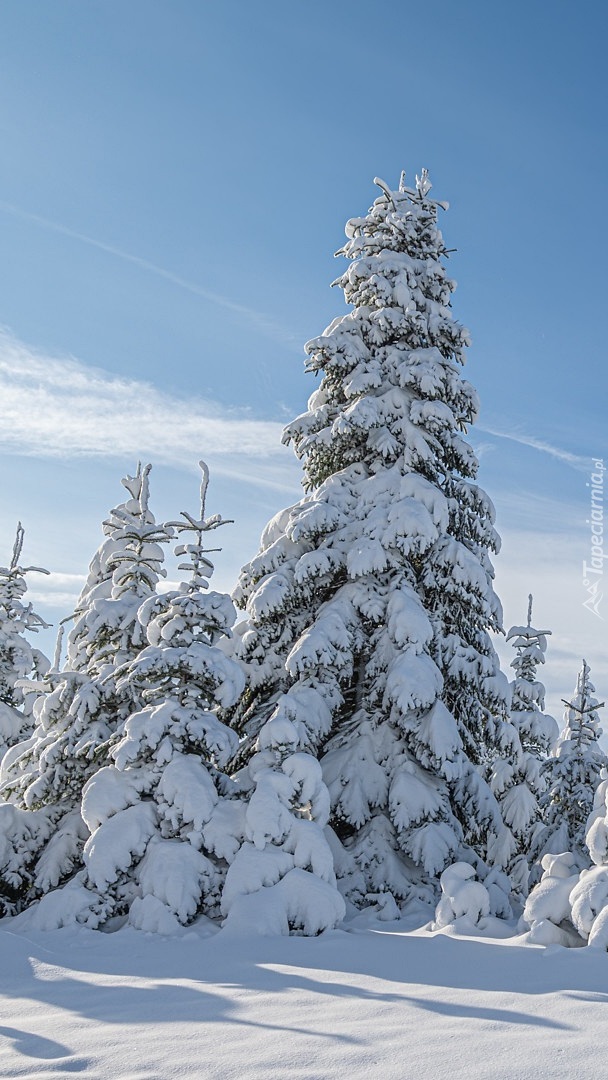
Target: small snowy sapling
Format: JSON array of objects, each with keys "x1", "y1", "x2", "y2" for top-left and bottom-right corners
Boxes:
[
  {"x1": 77, "y1": 462, "x2": 246, "y2": 931},
  {"x1": 537, "y1": 659, "x2": 607, "y2": 871}
]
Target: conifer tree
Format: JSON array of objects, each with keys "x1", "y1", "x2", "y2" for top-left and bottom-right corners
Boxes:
[
  {"x1": 491, "y1": 596, "x2": 558, "y2": 898},
  {"x1": 227, "y1": 171, "x2": 517, "y2": 919},
  {"x1": 0, "y1": 466, "x2": 171, "y2": 914},
  {"x1": 70, "y1": 463, "x2": 246, "y2": 931},
  {"x1": 568, "y1": 768, "x2": 608, "y2": 948},
  {"x1": 507, "y1": 597, "x2": 558, "y2": 756},
  {"x1": 0, "y1": 524, "x2": 50, "y2": 759},
  {"x1": 538, "y1": 659, "x2": 607, "y2": 870}
]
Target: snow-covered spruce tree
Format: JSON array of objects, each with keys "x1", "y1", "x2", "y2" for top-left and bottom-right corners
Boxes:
[
  {"x1": 537, "y1": 660, "x2": 607, "y2": 870},
  {"x1": 507, "y1": 597, "x2": 558, "y2": 756},
  {"x1": 227, "y1": 171, "x2": 517, "y2": 918},
  {"x1": 42, "y1": 463, "x2": 247, "y2": 932},
  {"x1": 0, "y1": 524, "x2": 50, "y2": 759},
  {"x1": 525, "y1": 752, "x2": 608, "y2": 950},
  {"x1": 568, "y1": 768, "x2": 608, "y2": 948},
  {"x1": 0, "y1": 465, "x2": 171, "y2": 915},
  {"x1": 490, "y1": 596, "x2": 558, "y2": 898}
]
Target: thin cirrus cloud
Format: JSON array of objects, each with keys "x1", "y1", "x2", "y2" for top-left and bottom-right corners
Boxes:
[
  {"x1": 0, "y1": 200, "x2": 300, "y2": 351},
  {"x1": 26, "y1": 572, "x2": 87, "y2": 613},
  {"x1": 0, "y1": 330, "x2": 301, "y2": 492},
  {"x1": 477, "y1": 424, "x2": 589, "y2": 470}
]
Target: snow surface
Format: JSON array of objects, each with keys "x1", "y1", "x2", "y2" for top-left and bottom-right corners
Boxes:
[{"x1": 0, "y1": 917, "x2": 606, "y2": 1079}]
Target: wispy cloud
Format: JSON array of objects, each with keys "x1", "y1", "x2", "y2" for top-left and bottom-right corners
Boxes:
[
  {"x1": 0, "y1": 200, "x2": 300, "y2": 351},
  {"x1": 478, "y1": 425, "x2": 589, "y2": 470},
  {"x1": 492, "y1": 489, "x2": 583, "y2": 534},
  {"x1": 27, "y1": 572, "x2": 87, "y2": 612},
  {"x1": 470, "y1": 440, "x2": 496, "y2": 461},
  {"x1": 0, "y1": 330, "x2": 301, "y2": 492}
]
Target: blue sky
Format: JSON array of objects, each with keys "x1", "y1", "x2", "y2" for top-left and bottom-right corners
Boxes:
[{"x1": 0, "y1": 0, "x2": 606, "y2": 722}]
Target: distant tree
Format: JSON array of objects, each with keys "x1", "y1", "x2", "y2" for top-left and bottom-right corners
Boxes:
[
  {"x1": 0, "y1": 466, "x2": 171, "y2": 915},
  {"x1": 569, "y1": 768, "x2": 608, "y2": 948},
  {"x1": 537, "y1": 659, "x2": 607, "y2": 870},
  {"x1": 0, "y1": 524, "x2": 50, "y2": 759},
  {"x1": 491, "y1": 596, "x2": 558, "y2": 898},
  {"x1": 527, "y1": 737, "x2": 608, "y2": 950},
  {"x1": 226, "y1": 171, "x2": 519, "y2": 923}
]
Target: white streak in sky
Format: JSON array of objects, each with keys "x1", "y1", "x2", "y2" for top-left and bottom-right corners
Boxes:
[
  {"x1": 0, "y1": 200, "x2": 300, "y2": 351},
  {"x1": 0, "y1": 330, "x2": 301, "y2": 493},
  {"x1": 478, "y1": 425, "x2": 588, "y2": 470}
]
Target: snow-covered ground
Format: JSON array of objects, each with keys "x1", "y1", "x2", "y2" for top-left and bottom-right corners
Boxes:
[{"x1": 0, "y1": 916, "x2": 605, "y2": 1079}]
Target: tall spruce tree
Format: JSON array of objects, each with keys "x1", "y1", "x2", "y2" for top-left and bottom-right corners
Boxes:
[
  {"x1": 491, "y1": 596, "x2": 558, "y2": 898},
  {"x1": 227, "y1": 171, "x2": 517, "y2": 921},
  {"x1": 537, "y1": 659, "x2": 607, "y2": 870},
  {"x1": 0, "y1": 466, "x2": 171, "y2": 915},
  {"x1": 0, "y1": 524, "x2": 50, "y2": 759}
]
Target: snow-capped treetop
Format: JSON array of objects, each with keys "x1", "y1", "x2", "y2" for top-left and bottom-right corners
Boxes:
[
  {"x1": 131, "y1": 460, "x2": 242, "y2": 689},
  {"x1": 67, "y1": 464, "x2": 152, "y2": 656},
  {"x1": 66, "y1": 464, "x2": 172, "y2": 677},
  {"x1": 506, "y1": 594, "x2": 557, "y2": 755},
  {"x1": 0, "y1": 524, "x2": 51, "y2": 755},
  {"x1": 165, "y1": 460, "x2": 234, "y2": 595},
  {"x1": 507, "y1": 595, "x2": 551, "y2": 707},
  {"x1": 560, "y1": 660, "x2": 605, "y2": 751},
  {"x1": 104, "y1": 463, "x2": 170, "y2": 604},
  {"x1": 285, "y1": 172, "x2": 479, "y2": 494},
  {"x1": 0, "y1": 524, "x2": 49, "y2": 624}
]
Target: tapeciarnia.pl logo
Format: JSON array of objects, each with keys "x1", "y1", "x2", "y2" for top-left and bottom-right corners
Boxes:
[{"x1": 582, "y1": 458, "x2": 605, "y2": 619}]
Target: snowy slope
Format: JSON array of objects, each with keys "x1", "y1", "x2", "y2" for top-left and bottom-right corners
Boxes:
[{"x1": 0, "y1": 918, "x2": 605, "y2": 1079}]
